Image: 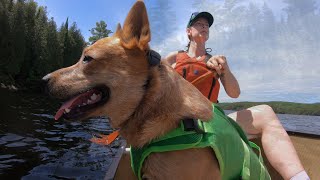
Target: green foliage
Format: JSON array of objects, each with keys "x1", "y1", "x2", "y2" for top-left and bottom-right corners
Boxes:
[
  {"x1": 59, "y1": 20, "x2": 85, "y2": 67},
  {"x1": 61, "y1": 17, "x2": 71, "y2": 67},
  {"x1": 88, "y1": 20, "x2": 112, "y2": 44},
  {"x1": 7, "y1": 0, "x2": 26, "y2": 76},
  {"x1": 65, "y1": 22, "x2": 85, "y2": 67},
  {"x1": 0, "y1": 0, "x2": 85, "y2": 87},
  {"x1": 46, "y1": 18, "x2": 63, "y2": 71},
  {"x1": 32, "y1": 6, "x2": 48, "y2": 78},
  {"x1": 218, "y1": 101, "x2": 320, "y2": 116},
  {"x1": 19, "y1": 0, "x2": 37, "y2": 81},
  {"x1": 0, "y1": 0, "x2": 12, "y2": 73}
]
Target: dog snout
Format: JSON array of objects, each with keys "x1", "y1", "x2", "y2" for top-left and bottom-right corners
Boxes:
[
  {"x1": 42, "y1": 74, "x2": 51, "y2": 82},
  {"x1": 41, "y1": 73, "x2": 51, "y2": 94}
]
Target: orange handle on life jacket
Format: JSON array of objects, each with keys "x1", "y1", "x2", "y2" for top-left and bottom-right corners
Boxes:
[
  {"x1": 191, "y1": 70, "x2": 218, "y2": 86},
  {"x1": 90, "y1": 130, "x2": 120, "y2": 145}
]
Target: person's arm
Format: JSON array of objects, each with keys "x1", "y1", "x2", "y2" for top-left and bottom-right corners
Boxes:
[
  {"x1": 206, "y1": 55, "x2": 240, "y2": 98},
  {"x1": 162, "y1": 51, "x2": 178, "y2": 68},
  {"x1": 220, "y1": 69, "x2": 240, "y2": 98}
]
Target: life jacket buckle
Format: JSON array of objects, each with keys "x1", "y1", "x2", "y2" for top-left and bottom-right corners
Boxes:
[{"x1": 182, "y1": 118, "x2": 205, "y2": 134}]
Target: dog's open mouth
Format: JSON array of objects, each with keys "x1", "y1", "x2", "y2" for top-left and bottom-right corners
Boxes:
[{"x1": 54, "y1": 86, "x2": 110, "y2": 120}]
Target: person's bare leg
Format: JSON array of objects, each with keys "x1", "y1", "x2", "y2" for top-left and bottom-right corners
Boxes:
[{"x1": 228, "y1": 105, "x2": 305, "y2": 180}]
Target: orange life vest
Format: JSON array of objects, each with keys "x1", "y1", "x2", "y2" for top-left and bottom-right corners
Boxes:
[{"x1": 174, "y1": 51, "x2": 220, "y2": 103}]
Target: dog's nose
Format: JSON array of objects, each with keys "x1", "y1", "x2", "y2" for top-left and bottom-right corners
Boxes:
[
  {"x1": 42, "y1": 74, "x2": 51, "y2": 82},
  {"x1": 41, "y1": 74, "x2": 51, "y2": 94}
]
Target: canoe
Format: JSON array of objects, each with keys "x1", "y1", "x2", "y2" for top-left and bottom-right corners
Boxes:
[
  {"x1": 105, "y1": 131, "x2": 320, "y2": 180},
  {"x1": 258, "y1": 131, "x2": 320, "y2": 179}
]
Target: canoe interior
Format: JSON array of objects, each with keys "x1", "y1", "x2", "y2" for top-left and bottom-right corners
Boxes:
[{"x1": 108, "y1": 132, "x2": 320, "y2": 180}]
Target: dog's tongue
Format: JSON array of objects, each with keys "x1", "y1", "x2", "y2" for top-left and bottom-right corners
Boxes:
[
  {"x1": 55, "y1": 96, "x2": 78, "y2": 120},
  {"x1": 54, "y1": 90, "x2": 99, "y2": 120}
]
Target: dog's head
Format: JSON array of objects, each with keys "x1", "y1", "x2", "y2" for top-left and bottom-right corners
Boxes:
[{"x1": 43, "y1": 1, "x2": 154, "y2": 128}]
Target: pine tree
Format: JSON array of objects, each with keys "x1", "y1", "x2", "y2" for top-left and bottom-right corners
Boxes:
[
  {"x1": 0, "y1": 0, "x2": 87, "y2": 87},
  {"x1": 88, "y1": 20, "x2": 112, "y2": 44},
  {"x1": 57, "y1": 18, "x2": 72, "y2": 67},
  {"x1": 32, "y1": 6, "x2": 48, "y2": 79},
  {"x1": 61, "y1": 18, "x2": 71, "y2": 67},
  {"x1": 18, "y1": 0, "x2": 37, "y2": 81},
  {"x1": 47, "y1": 17, "x2": 63, "y2": 71},
  {"x1": 0, "y1": 0, "x2": 12, "y2": 73},
  {"x1": 68, "y1": 22, "x2": 85, "y2": 66},
  {"x1": 6, "y1": 0, "x2": 26, "y2": 79}
]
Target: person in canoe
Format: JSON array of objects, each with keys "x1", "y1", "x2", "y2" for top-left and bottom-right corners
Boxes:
[{"x1": 162, "y1": 11, "x2": 309, "y2": 180}]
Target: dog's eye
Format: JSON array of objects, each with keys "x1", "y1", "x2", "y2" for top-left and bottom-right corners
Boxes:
[{"x1": 83, "y1": 56, "x2": 93, "y2": 64}]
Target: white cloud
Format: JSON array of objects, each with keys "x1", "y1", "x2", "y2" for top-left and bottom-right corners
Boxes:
[
  {"x1": 150, "y1": 0, "x2": 320, "y2": 103},
  {"x1": 151, "y1": 28, "x2": 189, "y2": 56}
]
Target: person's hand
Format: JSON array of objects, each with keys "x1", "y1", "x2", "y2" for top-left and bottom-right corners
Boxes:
[
  {"x1": 207, "y1": 55, "x2": 240, "y2": 98},
  {"x1": 206, "y1": 55, "x2": 230, "y2": 76}
]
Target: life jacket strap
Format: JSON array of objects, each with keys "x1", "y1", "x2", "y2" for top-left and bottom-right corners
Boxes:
[{"x1": 182, "y1": 118, "x2": 205, "y2": 134}]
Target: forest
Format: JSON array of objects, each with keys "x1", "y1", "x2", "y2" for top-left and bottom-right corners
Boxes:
[
  {"x1": 0, "y1": 0, "x2": 86, "y2": 90},
  {"x1": 0, "y1": 0, "x2": 319, "y2": 104}
]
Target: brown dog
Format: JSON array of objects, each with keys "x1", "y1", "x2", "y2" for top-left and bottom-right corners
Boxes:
[{"x1": 43, "y1": 1, "x2": 221, "y2": 179}]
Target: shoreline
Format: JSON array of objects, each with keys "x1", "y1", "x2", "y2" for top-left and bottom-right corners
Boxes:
[{"x1": 218, "y1": 101, "x2": 320, "y2": 116}]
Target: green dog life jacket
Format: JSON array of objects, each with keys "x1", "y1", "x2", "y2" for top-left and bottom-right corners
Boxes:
[{"x1": 130, "y1": 105, "x2": 271, "y2": 180}]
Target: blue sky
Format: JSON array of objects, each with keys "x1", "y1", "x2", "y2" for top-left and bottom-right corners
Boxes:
[
  {"x1": 35, "y1": 0, "x2": 286, "y2": 42},
  {"x1": 34, "y1": 0, "x2": 320, "y2": 103}
]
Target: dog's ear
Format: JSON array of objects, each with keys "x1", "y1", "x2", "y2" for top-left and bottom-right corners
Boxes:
[{"x1": 117, "y1": 0, "x2": 150, "y2": 51}]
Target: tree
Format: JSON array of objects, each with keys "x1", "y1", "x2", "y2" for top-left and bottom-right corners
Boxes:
[
  {"x1": 0, "y1": 0, "x2": 12, "y2": 72},
  {"x1": 0, "y1": 0, "x2": 87, "y2": 88},
  {"x1": 60, "y1": 18, "x2": 71, "y2": 67},
  {"x1": 6, "y1": 0, "x2": 26, "y2": 78},
  {"x1": 31, "y1": 6, "x2": 49, "y2": 78},
  {"x1": 58, "y1": 20, "x2": 85, "y2": 67},
  {"x1": 46, "y1": 17, "x2": 63, "y2": 71},
  {"x1": 68, "y1": 22, "x2": 85, "y2": 66},
  {"x1": 18, "y1": 0, "x2": 37, "y2": 81},
  {"x1": 88, "y1": 20, "x2": 112, "y2": 44}
]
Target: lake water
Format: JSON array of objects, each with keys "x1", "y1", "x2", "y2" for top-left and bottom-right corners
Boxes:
[
  {"x1": 0, "y1": 89, "x2": 319, "y2": 179},
  {"x1": 224, "y1": 110, "x2": 320, "y2": 135}
]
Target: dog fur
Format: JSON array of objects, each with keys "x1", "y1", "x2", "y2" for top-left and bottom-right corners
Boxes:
[{"x1": 44, "y1": 1, "x2": 222, "y2": 179}]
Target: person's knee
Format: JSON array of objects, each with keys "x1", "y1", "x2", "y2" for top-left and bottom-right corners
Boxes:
[
  {"x1": 255, "y1": 104, "x2": 277, "y2": 117},
  {"x1": 251, "y1": 104, "x2": 281, "y2": 130},
  {"x1": 255, "y1": 104, "x2": 273, "y2": 113}
]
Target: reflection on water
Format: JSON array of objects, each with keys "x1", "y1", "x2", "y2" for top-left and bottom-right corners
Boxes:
[
  {"x1": 0, "y1": 89, "x2": 319, "y2": 179},
  {"x1": 0, "y1": 89, "x2": 117, "y2": 179}
]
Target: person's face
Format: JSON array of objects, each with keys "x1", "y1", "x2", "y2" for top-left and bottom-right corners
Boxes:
[{"x1": 187, "y1": 17, "x2": 210, "y2": 43}]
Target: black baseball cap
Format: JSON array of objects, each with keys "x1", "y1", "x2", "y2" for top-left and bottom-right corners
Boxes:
[{"x1": 187, "y1": 12, "x2": 214, "y2": 28}]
